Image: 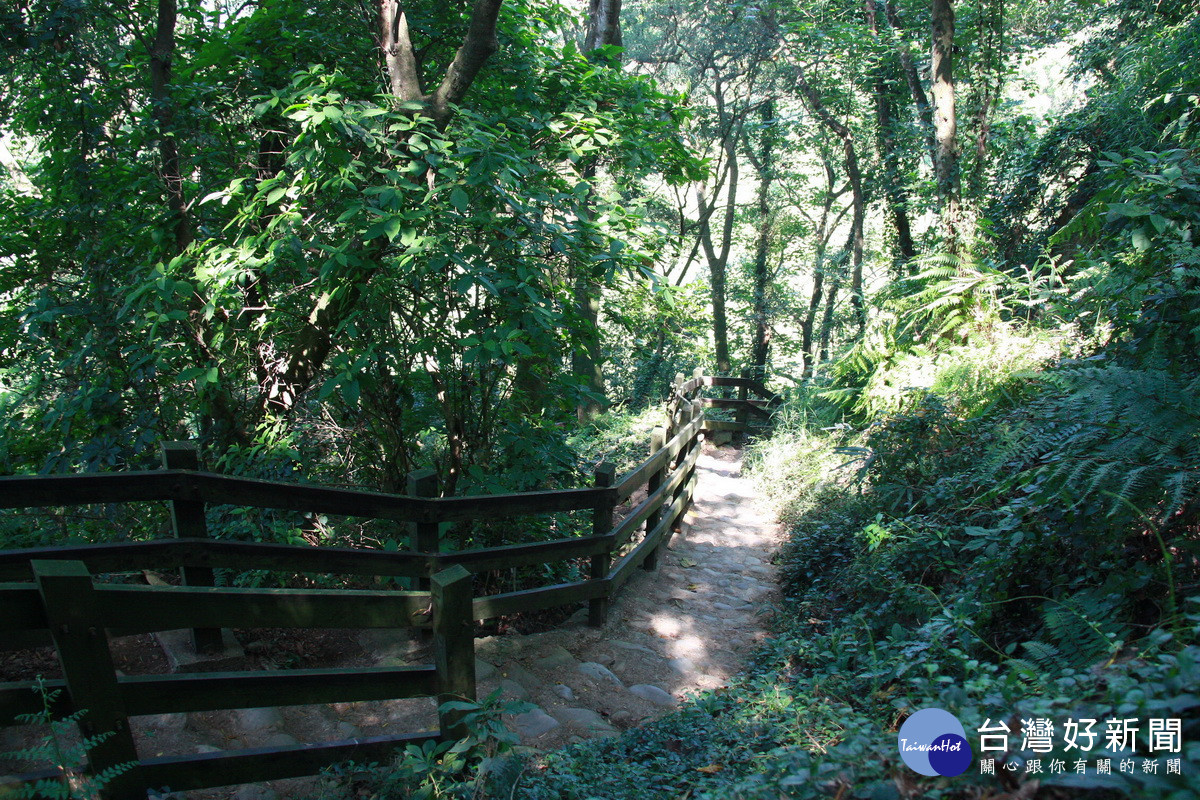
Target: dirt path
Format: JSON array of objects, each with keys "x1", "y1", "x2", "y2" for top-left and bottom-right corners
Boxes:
[{"x1": 1, "y1": 444, "x2": 783, "y2": 799}]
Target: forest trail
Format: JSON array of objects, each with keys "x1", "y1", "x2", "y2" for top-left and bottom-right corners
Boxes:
[
  {"x1": 468, "y1": 441, "x2": 783, "y2": 749},
  {"x1": 10, "y1": 443, "x2": 781, "y2": 800}
]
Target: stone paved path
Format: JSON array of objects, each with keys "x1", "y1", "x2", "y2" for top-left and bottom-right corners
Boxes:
[
  {"x1": 3, "y1": 443, "x2": 781, "y2": 799},
  {"x1": 478, "y1": 442, "x2": 784, "y2": 748}
]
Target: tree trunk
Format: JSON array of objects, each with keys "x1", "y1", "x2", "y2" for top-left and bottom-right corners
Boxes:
[
  {"x1": 800, "y1": 158, "x2": 847, "y2": 377},
  {"x1": 818, "y1": 268, "x2": 843, "y2": 366},
  {"x1": 885, "y1": 1, "x2": 936, "y2": 167},
  {"x1": 697, "y1": 140, "x2": 737, "y2": 377},
  {"x1": 866, "y1": 0, "x2": 916, "y2": 270},
  {"x1": 584, "y1": 0, "x2": 622, "y2": 52},
  {"x1": 931, "y1": 0, "x2": 963, "y2": 253},
  {"x1": 748, "y1": 101, "x2": 776, "y2": 383},
  {"x1": 968, "y1": 0, "x2": 1004, "y2": 199},
  {"x1": 379, "y1": 0, "x2": 502, "y2": 130},
  {"x1": 795, "y1": 64, "x2": 866, "y2": 338},
  {"x1": 150, "y1": 0, "x2": 190, "y2": 252},
  {"x1": 571, "y1": 0, "x2": 623, "y2": 421}
]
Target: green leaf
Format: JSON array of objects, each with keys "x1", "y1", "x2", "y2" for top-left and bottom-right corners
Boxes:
[
  {"x1": 178, "y1": 367, "x2": 207, "y2": 382},
  {"x1": 1131, "y1": 227, "x2": 1151, "y2": 251},
  {"x1": 266, "y1": 187, "x2": 288, "y2": 204},
  {"x1": 363, "y1": 216, "x2": 403, "y2": 241},
  {"x1": 450, "y1": 187, "x2": 469, "y2": 212}
]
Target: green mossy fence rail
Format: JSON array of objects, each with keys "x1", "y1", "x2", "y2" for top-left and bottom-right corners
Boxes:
[{"x1": 0, "y1": 373, "x2": 777, "y2": 798}]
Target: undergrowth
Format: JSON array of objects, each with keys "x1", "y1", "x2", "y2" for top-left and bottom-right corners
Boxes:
[{"x1": 514, "y1": 316, "x2": 1200, "y2": 799}]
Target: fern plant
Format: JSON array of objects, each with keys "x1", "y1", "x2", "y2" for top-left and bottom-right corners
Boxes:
[{"x1": 0, "y1": 677, "x2": 135, "y2": 800}]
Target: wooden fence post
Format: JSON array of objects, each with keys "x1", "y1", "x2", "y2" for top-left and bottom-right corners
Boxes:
[
  {"x1": 432, "y1": 565, "x2": 475, "y2": 740},
  {"x1": 588, "y1": 462, "x2": 616, "y2": 627},
  {"x1": 407, "y1": 469, "x2": 440, "y2": 592},
  {"x1": 668, "y1": 372, "x2": 685, "y2": 438},
  {"x1": 33, "y1": 560, "x2": 142, "y2": 800},
  {"x1": 642, "y1": 427, "x2": 666, "y2": 572},
  {"x1": 160, "y1": 441, "x2": 222, "y2": 655}
]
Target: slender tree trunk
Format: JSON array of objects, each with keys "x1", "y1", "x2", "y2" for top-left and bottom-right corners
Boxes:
[
  {"x1": 968, "y1": 0, "x2": 1004, "y2": 199},
  {"x1": 571, "y1": 0, "x2": 623, "y2": 421},
  {"x1": 748, "y1": 101, "x2": 776, "y2": 383},
  {"x1": 885, "y1": 1, "x2": 936, "y2": 167},
  {"x1": 866, "y1": 0, "x2": 916, "y2": 270},
  {"x1": 150, "y1": 0, "x2": 190, "y2": 252},
  {"x1": 697, "y1": 140, "x2": 737, "y2": 376},
  {"x1": 818, "y1": 268, "x2": 843, "y2": 366},
  {"x1": 931, "y1": 0, "x2": 963, "y2": 253},
  {"x1": 801, "y1": 159, "x2": 846, "y2": 377},
  {"x1": 795, "y1": 64, "x2": 866, "y2": 337}
]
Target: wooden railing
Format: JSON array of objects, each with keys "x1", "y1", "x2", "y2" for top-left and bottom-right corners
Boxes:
[{"x1": 0, "y1": 372, "x2": 778, "y2": 798}]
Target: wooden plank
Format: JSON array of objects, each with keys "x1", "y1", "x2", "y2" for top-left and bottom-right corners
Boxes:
[
  {"x1": 91, "y1": 584, "x2": 432, "y2": 632},
  {"x1": 614, "y1": 444, "x2": 673, "y2": 502},
  {"x1": 33, "y1": 560, "x2": 142, "y2": 800},
  {"x1": 121, "y1": 666, "x2": 438, "y2": 714},
  {"x1": 614, "y1": 408, "x2": 699, "y2": 499},
  {"x1": 432, "y1": 566, "x2": 475, "y2": 739},
  {"x1": 611, "y1": 444, "x2": 699, "y2": 548},
  {"x1": 609, "y1": 492, "x2": 687, "y2": 592},
  {"x1": 0, "y1": 540, "x2": 186, "y2": 581},
  {"x1": 432, "y1": 486, "x2": 610, "y2": 522},
  {"x1": 702, "y1": 419, "x2": 742, "y2": 431},
  {"x1": 133, "y1": 732, "x2": 440, "y2": 792},
  {"x1": 0, "y1": 471, "x2": 184, "y2": 508},
  {"x1": 437, "y1": 534, "x2": 613, "y2": 572},
  {"x1": 408, "y1": 470, "x2": 440, "y2": 591},
  {"x1": 192, "y1": 473, "x2": 431, "y2": 521},
  {"x1": 195, "y1": 473, "x2": 607, "y2": 523},
  {"x1": 666, "y1": 415, "x2": 703, "y2": 459},
  {"x1": 701, "y1": 375, "x2": 780, "y2": 401},
  {"x1": 471, "y1": 579, "x2": 608, "y2": 621},
  {"x1": 2, "y1": 666, "x2": 439, "y2": 724},
  {"x1": 700, "y1": 397, "x2": 773, "y2": 417},
  {"x1": 161, "y1": 441, "x2": 223, "y2": 655},
  {"x1": 178, "y1": 539, "x2": 430, "y2": 578}
]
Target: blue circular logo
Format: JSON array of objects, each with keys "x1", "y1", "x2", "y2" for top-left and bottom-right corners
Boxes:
[{"x1": 898, "y1": 708, "x2": 972, "y2": 777}]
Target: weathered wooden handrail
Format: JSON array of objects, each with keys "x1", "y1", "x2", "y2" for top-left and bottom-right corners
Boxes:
[
  {"x1": 0, "y1": 374, "x2": 778, "y2": 797},
  {"x1": 0, "y1": 560, "x2": 473, "y2": 798}
]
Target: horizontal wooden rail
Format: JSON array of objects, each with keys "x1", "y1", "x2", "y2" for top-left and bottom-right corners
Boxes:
[
  {"x1": 438, "y1": 533, "x2": 613, "y2": 572},
  {"x1": 0, "y1": 470, "x2": 609, "y2": 522},
  {"x1": 471, "y1": 578, "x2": 608, "y2": 620},
  {"x1": 89, "y1": 584, "x2": 433, "y2": 633},
  {"x1": 0, "y1": 540, "x2": 186, "y2": 581},
  {"x1": 612, "y1": 443, "x2": 699, "y2": 547},
  {"x1": 0, "y1": 470, "x2": 184, "y2": 508},
  {"x1": 614, "y1": 411, "x2": 700, "y2": 502},
  {"x1": 700, "y1": 397, "x2": 773, "y2": 418},
  {"x1": 0, "y1": 666, "x2": 438, "y2": 725},
  {"x1": 609, "y1": 476, "x2": 694, "y2": 593},
  {"x1": 133, "y1": 732, "x2": 440, "y2": 793},
  {"x1": 0, "y1": 373, "x2": 754, "y2": 797},
  {"x1": 702, "y1": 419, "x2": 769, "y2": 433}
]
